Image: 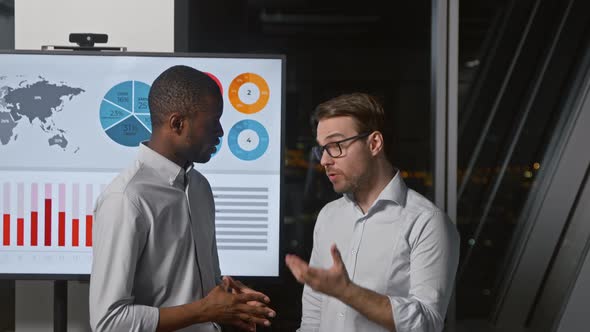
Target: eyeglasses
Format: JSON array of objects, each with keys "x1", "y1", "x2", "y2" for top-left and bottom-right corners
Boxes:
[{"x1": 312, "y1": 132, "x2": 370, "y2": 161}]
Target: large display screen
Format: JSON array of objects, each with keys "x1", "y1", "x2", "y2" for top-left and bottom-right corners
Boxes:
[{"x1": 0, "y1": 51, "x2": 284, "y2": 278}]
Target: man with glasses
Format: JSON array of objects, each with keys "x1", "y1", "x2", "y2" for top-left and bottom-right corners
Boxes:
[{"x1": 286, "y1": 93, "x2": 460, "y2": 332}]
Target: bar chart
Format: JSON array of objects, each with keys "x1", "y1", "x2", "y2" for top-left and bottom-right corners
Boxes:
[
  {"x1": 1, "y1": 182, "x2": 101, "y2": 249},
  {"x1": 1, "y1": 182, "x2": 278, "y2": 251},
  {"x1": 0, "y1": 169, "x2": 110, "y2": 275},
  {"x1": 0, "y1": 171, "x2": 280, "y2": 276}
]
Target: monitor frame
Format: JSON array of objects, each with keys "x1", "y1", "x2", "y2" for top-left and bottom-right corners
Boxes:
[{"x1": 0, "y1": 49, "x2": 286, "y2": 281}]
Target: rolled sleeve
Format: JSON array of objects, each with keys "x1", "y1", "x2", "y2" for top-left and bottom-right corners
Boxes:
[
  {"x1": 390, "y1": 211, "x2": 460, "y2": 332},
  {"x1": 389, "y1": 296, "x2": 443, "y2": 332},
  {"x1": 89, "y1": 192, "x2": 158, "y2": 332}
]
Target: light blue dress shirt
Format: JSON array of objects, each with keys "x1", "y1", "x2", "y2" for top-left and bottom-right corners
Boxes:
[
  {"x1": 299, "y1": 172, "x2": 460, "y2": 332},
  {"x1": 89, "y1": 143, "x2": 221, "y2": 332}
]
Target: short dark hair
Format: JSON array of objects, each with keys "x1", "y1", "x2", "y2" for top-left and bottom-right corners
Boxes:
[
  {"x1": 148, "y1": 65, "x2": 221, "y2": 128},
  {"x1": 313, "y1": 93, "x2": 386, "y2": 135}
]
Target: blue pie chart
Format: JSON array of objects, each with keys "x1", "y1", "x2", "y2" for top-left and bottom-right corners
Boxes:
[
  {"x1": 100, "y1": 81, "x2": 152, "y2": 147},
  {"x1": 228, "y1": 120, "x2": 269, "y2": 161}
]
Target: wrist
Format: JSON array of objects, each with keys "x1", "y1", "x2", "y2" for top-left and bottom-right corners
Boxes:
[
  {"x1": 186, "y1": 298, "x2": 210, "y2": 324},
  {"x1": 337, "y1": 280, "x2": 356, "y2": 303}
]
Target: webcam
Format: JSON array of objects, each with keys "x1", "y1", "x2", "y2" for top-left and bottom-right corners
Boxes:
[
  {"x1": 69, "y1": 33, "x2": 108, "y2": 47},
  {"x1": 41, "y1": 33, "x2": 126, "y2": 52}
]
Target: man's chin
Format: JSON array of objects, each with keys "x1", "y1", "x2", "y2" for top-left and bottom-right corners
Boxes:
[
  {"x1": 331, "y1": 180, "x2": 355, "y2": 194},
  {"x1": 193, "y1": 154, "x2": 212, "y2": 164},
  {"x1": 332, "y1": 183, "x2": 347, "y2": 194}
]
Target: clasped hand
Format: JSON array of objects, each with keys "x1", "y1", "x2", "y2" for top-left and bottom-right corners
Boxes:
[{"x1": 203, "y1": 276, "x2": 276, "y2": 331}]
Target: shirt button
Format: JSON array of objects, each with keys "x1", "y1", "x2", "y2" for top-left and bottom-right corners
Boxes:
[
  {"x1": 351, "y1": 249, "x2": 356, "y2": 255},
  {"x1": 338, "y1": 312, "x2": 344, "y2": 318}
]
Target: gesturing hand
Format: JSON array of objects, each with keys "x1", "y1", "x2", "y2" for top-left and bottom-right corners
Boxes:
[
  {"x1": 285, "y1": 243, "x2": 351, "y2": 298},
  {"x1": 201, "y1": 277, "x2": 275, "y2": 331}
]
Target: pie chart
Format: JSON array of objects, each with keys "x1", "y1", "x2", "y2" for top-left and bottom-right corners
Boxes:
[
  {"x1": 228, "y1": 73, "x2": 270, "y2": 114},
  {"x1": 228, "y1": 120, "x2": 269, "y2": 161},
  {"x1": 100, "y1": 81, "x2": 152, "y2": 147}
]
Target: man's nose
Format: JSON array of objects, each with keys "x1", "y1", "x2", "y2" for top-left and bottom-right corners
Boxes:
[{"x1": 320, "y1": 150, "x2": 334, "y2": 166}]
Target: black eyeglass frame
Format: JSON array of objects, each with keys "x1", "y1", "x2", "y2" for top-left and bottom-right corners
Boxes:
[{"x1": 312, "y1": 132, "x2": 371, "y2": 161}]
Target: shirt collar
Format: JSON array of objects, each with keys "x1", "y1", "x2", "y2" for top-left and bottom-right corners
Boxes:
[
  {"x1": 344, "y1": 170, "x2": 408, "y2": 207},
  {"x1": 378, "y1": 170, "x2": 408, "y2": 206},
  {"x1": 137, "y1": 142, "x2": 192, "y2": 188}
]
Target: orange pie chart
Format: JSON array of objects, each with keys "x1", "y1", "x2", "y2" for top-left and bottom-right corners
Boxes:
[{"x1": 228, "y1": 73, "x2": 270, "y2": 114}]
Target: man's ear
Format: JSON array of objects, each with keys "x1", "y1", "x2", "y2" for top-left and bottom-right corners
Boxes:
[
  {"x1": 169, "y1": 113, "x2": 184, "y2": 134},
  {"x1": 369, "y1": 131, "x2": 384, "y2": 156}
]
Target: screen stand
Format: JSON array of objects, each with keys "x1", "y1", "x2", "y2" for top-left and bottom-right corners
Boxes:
[{"x1": 54, "y1": 280, "x2": 67, "y2": 332}]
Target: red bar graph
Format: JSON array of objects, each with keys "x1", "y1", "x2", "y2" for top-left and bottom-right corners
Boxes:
[
  {"x1": 2, "y1": 214, "x2": 9, "y2": 246},
  {"x1": 58, "y1": 212, "x2": 65, "y2": 246},
  {"x1": 17, "y1": 218, "x2": 24, "y2": 246},
  {"x1": 85, "y1": 184, "x2": 93, "y2": 247},
  {"x1": 3, "y1": 183, "x2": 9, "y2": 246},
  {"x1": 17, "y1": 183, "x2": 24, "y2": 246},
  {"x1": 31, "y1": 211, "x2": 38, "y2": 246},
  {"x1": 73, "y1": 219, "x2": 79, "y2": 246},
  {"x1": 1, "y1": 182, "x2": 101, "y2": 248},
  {"x1": 44, "y1": 184, "x2": 52, "y2": 246},
  {"x1": 44, "y1": 205, "x2": 51, "y2": 245},
  {"x1": 58, "y1": 183, "x2": 66, "y2": 246},
  {"x1": 72, "y1": 184, "x2": 79, "y2": 247},
  {"x1": 31, "y1": 183, "x2": 38, "y2": 246},
  {"x1": 85, "y1": 215, "x2": 93, "y2": 247}
]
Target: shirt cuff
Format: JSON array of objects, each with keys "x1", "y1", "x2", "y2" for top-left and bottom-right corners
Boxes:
[
  {"x1": 139, "y1": 305, "x2": 160, "y2": 332},
  {"x1": 388, "y1": 295, "x2": 442, "y2": 332}
]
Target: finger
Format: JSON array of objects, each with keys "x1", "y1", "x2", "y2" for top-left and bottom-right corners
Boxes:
[
  {"x1": 246, "y1": 300, "x2": 268, "y2": 307},
  {"x1": 330, "y1": 243, "x2": 344, "y2": 265},
  {"x1": 286, "y1": 264, "x2": 305, "y2": 284},
  {"x1": 224, "y1": 276, "x2": 242, "y2": 294},
  {"x1": 285, "y1": 255, "x2": 309, "y2": 282},
  {"x1": 237, "y1": 312, "x2": 272, "y2": 327},
  {"x1": 224, "y1": 276, "x2": 241, "y2": 290},
  {"x1": 232, "y1": 280, "x2": 267, "y2": 299},
  {"x1": 224, "y1": 276, "x2": 245, "y2": 295},
  {"x1": 237, "y1": 303, "x2": 276, "y2": 318},
  {"x1": 220, "y1": 277, "x2": 230, "y2": 292},
  {"x1": 232, "y1": 278, "x2": 247, "y2": 290},
  {"x1": 242, "y1": 289, "x2": 271, "y2": 303},
  {"x1": 235, "y1": 286, "x2": 269, "y2": 305},
  {"x1": 285, "y1": 254, "x2": 307, "y2": 266},
  {"x1": 237, "y1": 291, "x2": 271, "y2": 304}
]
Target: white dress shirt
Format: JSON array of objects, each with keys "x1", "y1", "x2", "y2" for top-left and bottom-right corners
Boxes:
[
  {"x1": 299, "y1": 172, "x2": 460, "y2": 332},
  {"x1": 89, "y1": 143, "x2": 221, "y2": 332}
]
